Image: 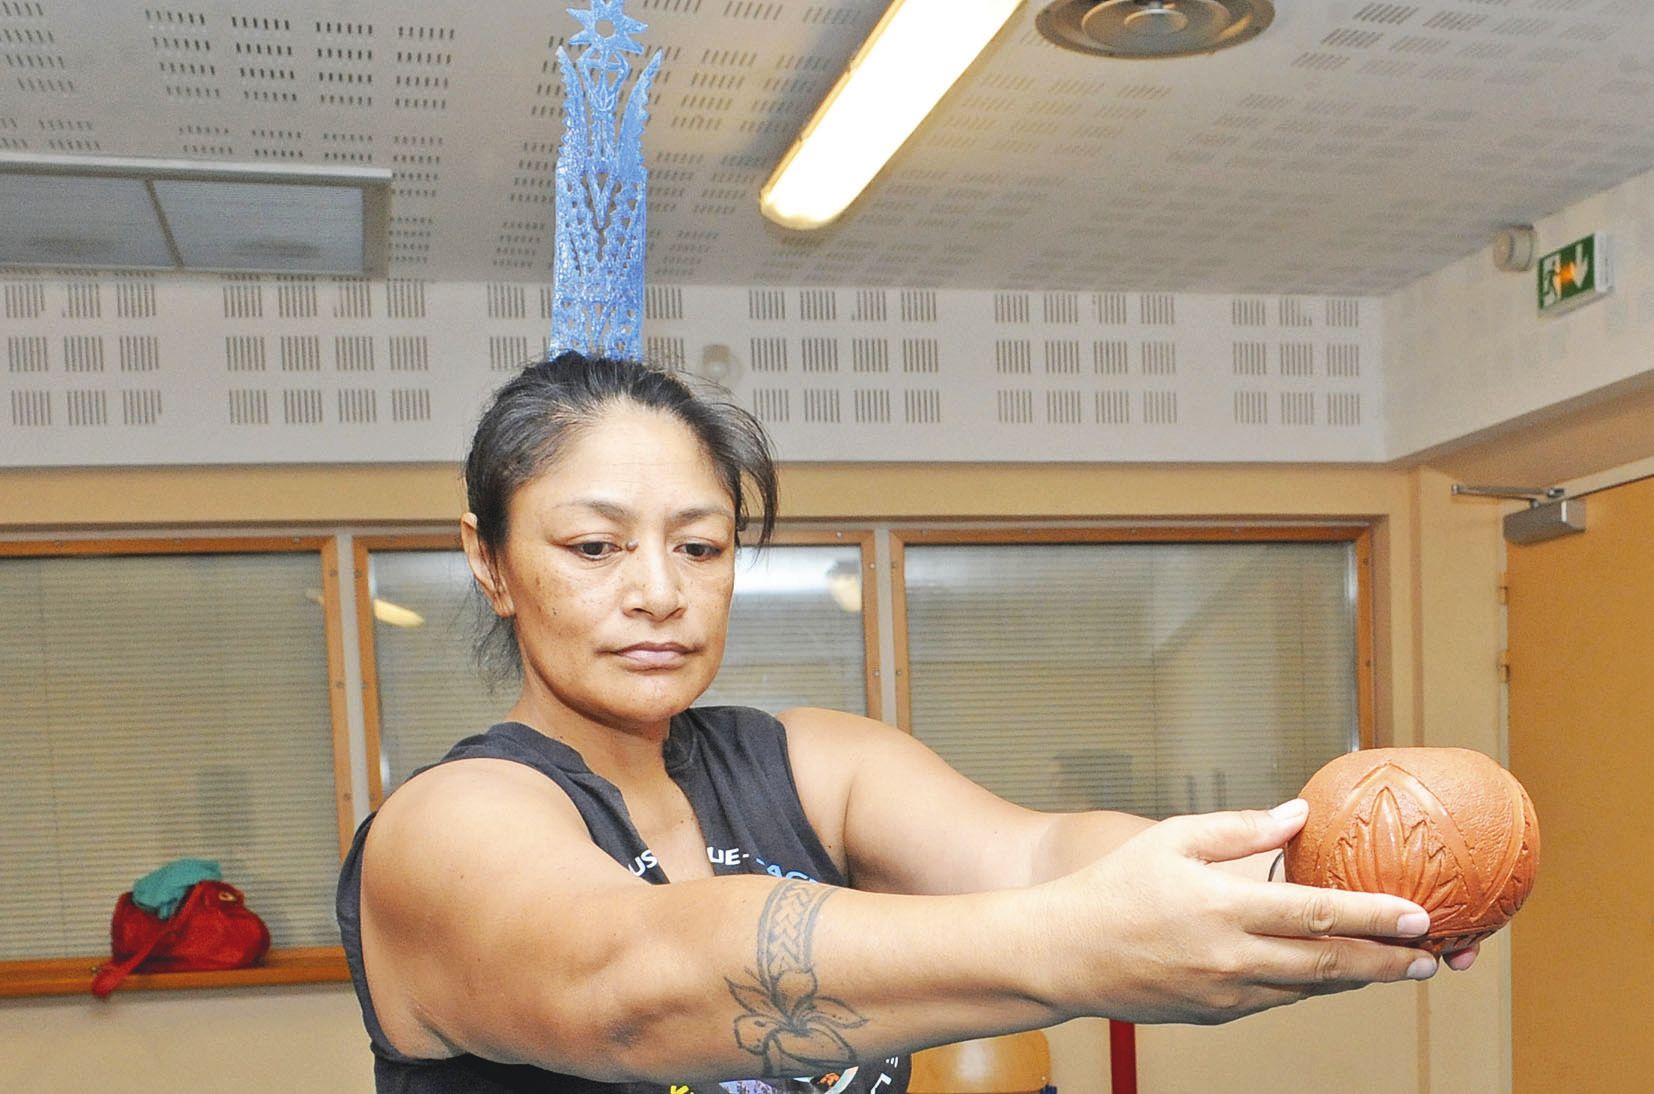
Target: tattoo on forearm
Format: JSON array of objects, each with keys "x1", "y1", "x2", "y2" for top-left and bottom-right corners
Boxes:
[{"x1": 727, "y1": 880, "x2": 868, "y2": 1074}]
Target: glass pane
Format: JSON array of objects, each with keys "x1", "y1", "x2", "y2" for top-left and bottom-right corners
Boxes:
[
  {"x1": 904, "y1": 541, "x2": 1357, "y2": 819},
  {"x1": 701, "y1": 544, "x2": 867, "y2": 716},
  {"x1": 369, "y1": 543, "x2": 867, "y2": 794},
  {"x1": 0, "y1": 552, "x2": 339, "y2": 958},
  {"x1": 366, "y1": 550, "x2": 502, "y2": 793}
]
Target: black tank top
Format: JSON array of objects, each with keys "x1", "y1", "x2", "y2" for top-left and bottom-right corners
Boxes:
[{"x1": 337, "y1": 705, "x2": 912, "y2": 1094}]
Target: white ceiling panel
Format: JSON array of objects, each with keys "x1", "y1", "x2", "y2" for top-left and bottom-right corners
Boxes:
[{"x1": 0, "y1": 0, "x2": 1650, "y2": 294}]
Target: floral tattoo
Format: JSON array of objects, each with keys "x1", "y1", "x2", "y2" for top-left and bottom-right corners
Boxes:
[{"x1": 727, "y1": 880, "x2": 868, "y2": 1074}]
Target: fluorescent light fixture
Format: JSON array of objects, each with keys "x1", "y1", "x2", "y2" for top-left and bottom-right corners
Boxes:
[
  {"x1": 305, "y1": 589, "x2": 425, "y2": 628},
  {"x1": 155, "y1": 179, "x2": 370, "y2": 273},
  {"x1": 0, "y1": 152, "x2": 391, "y2": 275},
  {"x1": 759, "y1": 0, "x2": 1023, "y2": 229},
  {"x1": 0, "y1": 173, "x2": 175, "y2": 268},
  {"x1": 826, "y1": 560, "x2": 864, "y2": 614},
  {"x1": 371, "y1": 598, "x2": 426, "y2": 629}
]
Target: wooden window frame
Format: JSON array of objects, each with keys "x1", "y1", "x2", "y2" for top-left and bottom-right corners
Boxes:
[
  {"x1": 353, "y1": 532, "x2": 461, "y2": 813},
  {"x1": 0, "y1": 535, "x2": 353, "y2": 997},
  {"x1": 766, "y1": 528, "x2": 884, "y2": 725},
  {"x1": 354, "y1": 528, "x2": 884, "y2": 812},
  {"x1": 888, "y1": 524, "x2": 1375, "y2": 749}
]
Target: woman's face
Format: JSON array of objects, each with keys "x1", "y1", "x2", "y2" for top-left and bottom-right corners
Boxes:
[{"x1": 470, "y1": 401, "x2": 738, "y2": 734}]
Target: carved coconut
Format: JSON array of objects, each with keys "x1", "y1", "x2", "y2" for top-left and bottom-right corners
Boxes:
[{"x1": 1282, "y1": 747, "x2": 1540, "y2": 955}]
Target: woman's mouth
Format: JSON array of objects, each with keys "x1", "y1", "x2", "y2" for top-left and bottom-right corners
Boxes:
[{"x1": 613, "y1": 642, "x2": 692, "y2": 668}]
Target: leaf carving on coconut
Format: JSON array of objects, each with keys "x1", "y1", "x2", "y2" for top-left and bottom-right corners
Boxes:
[
  {"x1": 1327, "y1": 786, "x2": 1467, "y2": 922},
  {"x1": 1495, "y1": 807, "x2": 1538, "y2": 918}
]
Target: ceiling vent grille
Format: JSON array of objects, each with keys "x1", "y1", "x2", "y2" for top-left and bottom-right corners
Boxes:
[{"x1": 1037, "y1": 0, "x2": 1274, "y2": 58}]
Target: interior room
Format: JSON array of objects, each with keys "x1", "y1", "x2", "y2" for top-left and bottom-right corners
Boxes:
[{"x1": 1, "y1": 2, "x2": 1649, "y2": 1091}]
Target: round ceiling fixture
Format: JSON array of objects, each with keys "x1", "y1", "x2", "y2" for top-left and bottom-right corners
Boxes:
[
  {"x1": 1491, "y1": 225, "x2": 1537, "y2": 273},
  {"x1": 1036, "y1": 0, "x2": 1275, "y2": 59}
]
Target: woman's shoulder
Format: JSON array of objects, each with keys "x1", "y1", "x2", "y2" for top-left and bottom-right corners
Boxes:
[
  {"x1": 430, "y1": 720, "x2": 585, "y2": 771},
  {"x1": 370, "y1": 725, "x2": 596, "y2": 853},
  {"x1": 379, "y1": 752, "x2": 580, "y2": 835},
  {"x1": 680, "y1": 706, "x2": 904, "y2": 776},
  {"x1": 774, "y1": 706, "x2": 900, "y2": 748}
]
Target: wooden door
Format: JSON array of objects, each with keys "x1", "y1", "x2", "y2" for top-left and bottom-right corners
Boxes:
[{"x1": 1506, "y1": 474, "x2": 1654, "y2": 1092}]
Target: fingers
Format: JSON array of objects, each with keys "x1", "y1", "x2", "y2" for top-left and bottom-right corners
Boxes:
[
  {"x1": 1251, "y1": 936, "x2": 1440, "y2": 989},
  {"x1": 1444, "y1": 944, "x2": 1479, "y2": 972},
  {"x1": 1164, "y1": 799, "x2": 1309, "y2": 864},
  {"x1": 1238, "y1": 880, "x2": 1431, "y2": 942}
]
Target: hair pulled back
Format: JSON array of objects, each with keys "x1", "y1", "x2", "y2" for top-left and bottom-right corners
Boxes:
[{"x1": 463, "y1": 349, "x2": 777, "y2": 681}]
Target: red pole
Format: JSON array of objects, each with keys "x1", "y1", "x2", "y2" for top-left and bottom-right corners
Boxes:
[{"x1": 1108, "y1": 1020, "x2": 1137, "y2": 1094}]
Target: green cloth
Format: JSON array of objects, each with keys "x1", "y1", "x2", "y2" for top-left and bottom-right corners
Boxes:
[{"x1": 131, "y1": 858, "x2": 221, "y2": 919}]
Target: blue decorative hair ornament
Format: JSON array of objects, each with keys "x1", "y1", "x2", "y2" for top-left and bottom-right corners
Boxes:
[{"x1": 550, "y1": 0, "x2": 662, "y2": 360}]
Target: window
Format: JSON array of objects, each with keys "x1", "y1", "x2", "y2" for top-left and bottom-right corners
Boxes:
[
  {"x1": 0, "y1": 540, "x2": 350, "y2": 975},
  {"x1": 895, "y1": 530, "x2": 1370, "y2": 818},
  {"x1": 358, "y1": 534, "x2": 878, "y2": 804},
  {"x1": 355, "y1": 537, "x2": 501, "y2": 800},
  {"x1": 1, "y1": 520, "x2": 1373, "y2": 997}
]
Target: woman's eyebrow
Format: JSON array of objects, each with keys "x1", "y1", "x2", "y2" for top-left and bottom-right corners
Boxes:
[
  {"x1": 556, "y1": 498, "x2": 734, "y2": 524},
  {"x1": 556, "y1": 498, "x2": 634, "y2": 522},
  {"x1": 672, "y1": 503, "x2": 736, "y2": 525}
]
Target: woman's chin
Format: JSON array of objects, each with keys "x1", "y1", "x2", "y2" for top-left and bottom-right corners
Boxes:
[
  {"x1": 520, "y1": 655, "x2": 720, "y2": 732},
  {"x1": 589, "y1": 673, "x2": 714, "y2": 726}
]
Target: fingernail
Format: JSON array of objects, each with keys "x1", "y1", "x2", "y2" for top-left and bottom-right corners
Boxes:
[
  {"x1": 1397, "y1": 911, "x2": 1430, "y2": 936},
  {"x1": 1270, "y1": 798, "x2": 1308, "y2": 820},
  {"x1": 1406, "y1": 956, "x2": 1437, "y2": 980}
]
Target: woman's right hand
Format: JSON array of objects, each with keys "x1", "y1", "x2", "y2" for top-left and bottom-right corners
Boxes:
[{"x1": 1043, "y1": 799, "x2": 1439, "y2": 1025}]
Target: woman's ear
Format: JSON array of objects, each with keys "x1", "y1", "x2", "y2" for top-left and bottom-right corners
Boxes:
[{"x1": 460, "y1": 513, "x2": 515, "y2": 618}]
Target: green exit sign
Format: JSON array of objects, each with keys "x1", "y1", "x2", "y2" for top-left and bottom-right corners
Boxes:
[{"x1": 1538, "y1": 232, "x2": 1612, "y2": 316}]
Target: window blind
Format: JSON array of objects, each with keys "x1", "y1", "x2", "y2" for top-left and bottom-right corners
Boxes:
[
  {"x1": 368, "y1": 543, "x2": 867, "y2": 794},
  {"x1": 700, "y1": 545, "x2": 867, "y2": 716},
  {"x1": 367, "y1": 549, "x2": 506, "y2": 792},
  {"x1": 903, "y1": 541, "x2": 1358, "y2": 819},
  {"x1": 0, "y1": 551, "x2": 341, "y2": 960}
]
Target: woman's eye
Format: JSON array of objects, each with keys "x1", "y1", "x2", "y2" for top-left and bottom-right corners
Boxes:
[
  {"x1": 681, "y1": 542, "x2": 722, "y2": 560},
  {"x1": 572, "y1": 541, "x2": 614, "y2": 558}
]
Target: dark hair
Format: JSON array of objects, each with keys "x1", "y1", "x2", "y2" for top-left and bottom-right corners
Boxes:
[{"x1": 463, "y1": 349, "x2": 777, "y2": 681}]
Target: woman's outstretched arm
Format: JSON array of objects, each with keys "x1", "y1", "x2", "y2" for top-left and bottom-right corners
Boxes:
[
  {"x1": 781, "y1": 707, "x2": 1475, "y2": 967},
  {"x1": 358, "y1": 755, "x2": 1436, "y2": 1085}
]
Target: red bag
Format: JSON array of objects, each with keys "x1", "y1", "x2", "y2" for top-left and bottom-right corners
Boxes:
[{"x1": 91, "y1": 880, "x2": 271, "y2": 998}]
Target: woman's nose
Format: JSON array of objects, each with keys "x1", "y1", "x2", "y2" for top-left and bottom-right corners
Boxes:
[{"x1": 621, "y1": 542, "x2": 685, "y2": 618}]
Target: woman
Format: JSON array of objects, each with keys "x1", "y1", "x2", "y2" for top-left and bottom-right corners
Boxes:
[{"x1": 338, "y1": 351, "x2": 1469, "y2": 1094}]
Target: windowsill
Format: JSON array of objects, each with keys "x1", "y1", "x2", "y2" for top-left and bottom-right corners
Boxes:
[{"x1": 0, "y1": 946, "x2": 351, "y2": 998}]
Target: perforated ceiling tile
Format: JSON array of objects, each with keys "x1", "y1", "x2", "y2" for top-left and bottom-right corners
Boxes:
[{"x1": 0, "y1": 2, "x2": 1650, "y2": 292}]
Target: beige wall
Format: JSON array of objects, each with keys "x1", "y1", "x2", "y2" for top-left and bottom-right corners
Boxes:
[
  {"x1": 0, "y1": 458, "x2": 1512, "y2": 1094},
  {"x1": 0, "y1": 985, "x2": 372, "y2": 1094},
  {"x1": 1383, "y1": 162, "x2": 1654, "y2": 460}
]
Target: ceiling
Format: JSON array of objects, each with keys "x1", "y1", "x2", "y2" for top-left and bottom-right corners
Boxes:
[{"x1": 3, "y1": 0, "x2": 1652, "y2": 295}]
